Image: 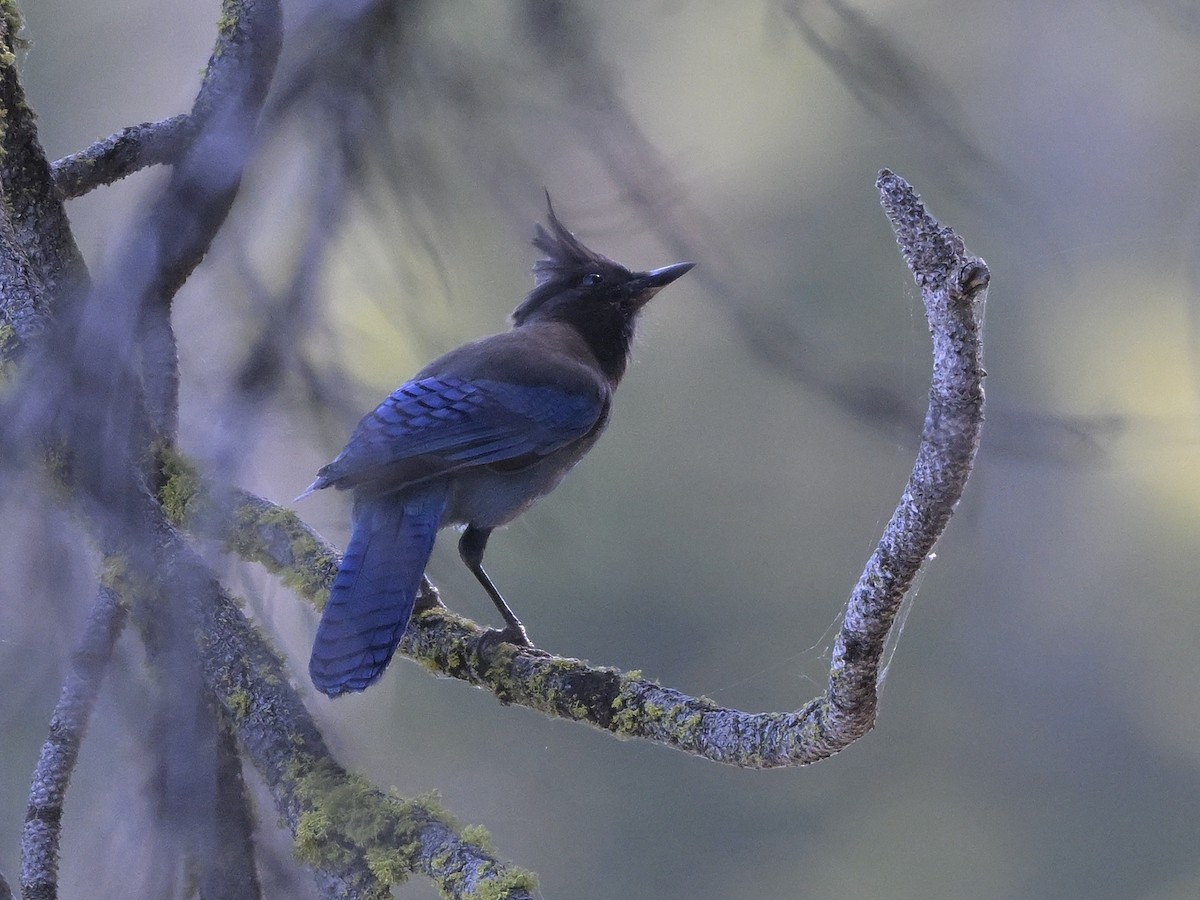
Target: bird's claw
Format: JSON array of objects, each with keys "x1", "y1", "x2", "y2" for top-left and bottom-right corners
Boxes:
[
  {"x1": 412, "y1": 578, "x2": 444, "y2": 613},
  {"x1": 477, "y1": 622, "x2": 539, "y2": 658},
  {"x1": 494, "y1": 621, "x2": 532, "y2": 646}
]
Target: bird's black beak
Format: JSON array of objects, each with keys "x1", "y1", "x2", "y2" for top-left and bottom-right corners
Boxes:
[{"x1": 627, "y1": 261, "x2": 695, "y2": 304}]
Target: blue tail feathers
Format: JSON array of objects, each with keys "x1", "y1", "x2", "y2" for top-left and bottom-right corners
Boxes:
[{"x1": 309, "y1": 484, "x2": 448, "y2": 697}]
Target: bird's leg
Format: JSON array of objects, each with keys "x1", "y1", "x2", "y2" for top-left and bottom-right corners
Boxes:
[{"x1": 458, "y1": 526, "x2": 532, "y2": 647}]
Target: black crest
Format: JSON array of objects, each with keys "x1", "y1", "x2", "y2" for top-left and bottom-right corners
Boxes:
[
  {"x1": 531, "y1": 193, "x2": 613, "y2": 283},
  {"x1": 511, "y1": 193, "x2": 628, "y2": 326}
]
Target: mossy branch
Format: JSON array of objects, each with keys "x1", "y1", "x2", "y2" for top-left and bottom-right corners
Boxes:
[
  {"x1": 150, "y1": 446, "x2": 532, "y2": 896},
  {"x1": 164, "y1": 508, "x2": 535, "y2": 898},
  {"x1": 179, "y1": 172, "x2": 987, "y2": 769},
  {"x1": 4, "y1": 0, "x2": 537, "y2": 895},
  {"x1": 154, "y1": 444, "x2": 339, "y2": 609}
]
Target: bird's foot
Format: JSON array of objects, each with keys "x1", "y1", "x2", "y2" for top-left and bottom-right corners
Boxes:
[
  {"x1": 412, "y1": 577, "x2": 444, "y2": 612},
  {"x1": 483, "y1": 621, "x2": 532, "y2": 648},
  {"x1": 477, "y1": 622, "x2": 545, "y2": 661}
]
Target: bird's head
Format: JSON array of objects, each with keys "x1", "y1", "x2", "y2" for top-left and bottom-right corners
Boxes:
[{"x1": 511, "y1": 194, "x2": 693, "y2": 381}]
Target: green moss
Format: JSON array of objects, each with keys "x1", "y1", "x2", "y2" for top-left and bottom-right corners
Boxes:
[
  {"x1": 154, "y1": 441, "x2": 204, "y2": 526},
  {"x1": 150, "y1": 443, "x2": 337, "y2": 606},
  {"x1": 158, "y1": 449, "x2": 326, "y2": 600},
  {"x1": 294, "y1": 807, "x2": 339, "y2": 867},
  {"x1": 288, "y1": 758, "x2": 538, "y2": 896},
  {"x1": 460, "y1": 824, "x2": 495, "y2": 855},
  {"x1": 609, "y1": 670, "x2": 648, "y2": 736},
  {"x1": 0, "y1": 0, "x2": 27, "y2": 57},
  {"x1": 521, "y1": 655, "x2": 583, "y2": 716},
  {"x1": 216, "y1": 3, "x2": 239, "y2": 38},
  {"x1": 225, "y1": 500, "x2": 334, "y2": 607},
  {"x1": 288, "y1": 758, "x2": 455, "y2": 891},
  {"x1": 98, "y1": 554, "x2": 156, "y2": 610},
  {"x1": 606, "y1": 670, "x2": 716, "y2": 745},
  {"x1": 363, "y1": 846, "x2": 410, "y2": 884},
  {"x1": 466, "y1": 869, "x2": 540, "y2": 900},
  {"x1": 227, "y1": 688, "x2": 251, "y2": 722}
]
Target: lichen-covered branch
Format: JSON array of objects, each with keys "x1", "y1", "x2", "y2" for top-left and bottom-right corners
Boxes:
[
  {"x1": 54, "y1": 444, "x2": 525, "y2": 896},
  {"x1": 153, "y1": 444, "x2": 340, "y2": 608},
  {"x1": 0, "y1": 8, "x2": 86, "y2": 302},
  {"x1": 0, "y1": 8, "x2": 85, "y2": 366},
  {"x1": 0, "y1": 211, "x2": 46, "y2": 364},
  {"x1": 821, "y1": 169, "x2": 988, "y2": 739},
  {"x1": 4, "y1": 0, "x2": 538, "y2": 894},
  {"x1": 51, "y1": 115, "x2": 196, "y2": 200},
  {"x1": 197, "y1": 171, "x2": 986, "y2": 769},
  {"x1": 468, "y1": 170, "x2": 984, "y2": 763},
  {"x1": 154, "y1": 506, "x2": 534, "y2": 898},
  {"x1": 20, "y1": 582, "x2": 128, "y2": 900}
]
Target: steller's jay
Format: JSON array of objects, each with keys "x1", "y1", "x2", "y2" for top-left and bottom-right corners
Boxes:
[{"x1": 299, "y1": 196, "x2": 693, "y2": 697}]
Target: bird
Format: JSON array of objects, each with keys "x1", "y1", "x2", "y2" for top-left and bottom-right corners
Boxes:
[{"x1": 298, "y1": 195, "x2": 694, "y2": 697}]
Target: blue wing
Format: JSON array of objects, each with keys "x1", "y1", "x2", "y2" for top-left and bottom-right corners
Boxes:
[{"x1": 307, "y1": 376, "x2": 604, "y2": 492}]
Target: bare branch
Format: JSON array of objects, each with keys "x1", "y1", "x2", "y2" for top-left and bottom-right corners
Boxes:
[
  {"x1": 130, "y1": 0, "x2": 284, "y2": 436},
  {"x1": 825, "y1": 170, "x2": 987, "y2": 735},
  {"x1": 50, "y1": 115, "x2": 197, "y2": 200},
  {"x1": 20, "y1": 583, "x2": 129, "y2": 900}
]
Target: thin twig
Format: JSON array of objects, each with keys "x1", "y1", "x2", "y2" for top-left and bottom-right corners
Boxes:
[
  {"x1": 20, "y1": 584, "x2": 129, "y2": 900},
  {"x1": 51, "y1": 115, "x2": 196, "y2": 200}
]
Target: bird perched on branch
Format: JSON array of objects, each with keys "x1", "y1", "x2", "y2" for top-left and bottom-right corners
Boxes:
[{"x1": 299, "y1": 196, "x2": 694, "y2": 697}]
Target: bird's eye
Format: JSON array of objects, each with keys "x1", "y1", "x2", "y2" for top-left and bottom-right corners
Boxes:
[{"x1": 580, "y1": 272, "x2": 604, "y2": 287}]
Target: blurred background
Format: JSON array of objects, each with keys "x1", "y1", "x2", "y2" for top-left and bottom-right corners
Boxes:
[{"x1": 2, "y1": 0, "x2": 1199, "y2": 897}]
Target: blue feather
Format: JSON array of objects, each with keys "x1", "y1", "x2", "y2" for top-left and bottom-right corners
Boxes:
[{"x1": 308, "y1": 484, "x2": 448, "y2": 696}]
